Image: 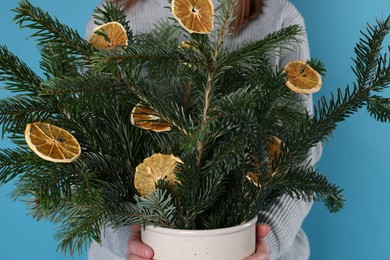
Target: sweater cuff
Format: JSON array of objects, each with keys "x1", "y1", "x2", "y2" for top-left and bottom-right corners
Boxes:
[
  {"x1": 99, "y1": 225, "x2": 132, "y2": 257},
  {"x1": 258, "y1": 195, "x2": 313, "y2": 259}
]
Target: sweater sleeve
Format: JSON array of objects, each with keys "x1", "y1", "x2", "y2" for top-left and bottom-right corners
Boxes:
[
  {"x1": 96, "y1": 226, "x2": 132, "y2": 257},
  {"x1": 257, "y1": 1, "x2": 322, "y2": 259}
]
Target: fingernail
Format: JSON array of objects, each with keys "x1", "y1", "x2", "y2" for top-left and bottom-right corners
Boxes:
[{"x1": 143, "y1": 248, "x2": 151, "y2": 257}]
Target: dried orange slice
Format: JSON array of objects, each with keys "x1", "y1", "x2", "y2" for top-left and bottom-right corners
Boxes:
[
  {"x1": 247, "y1": 136, "x2": 283, "y2": 182},
  {"x1": 180, "y1": 41, "x2": 192, "y2": 49},
  {"x1": 89, "y1": 21, "x2": 128, "y2": 50},
  {"x1": 130, "y1": 103, "x2": 171, "y2": 132},
  {"x1": 245, "y1": 172, "x2": 259, "y2": 187},
  {"x1": 172, "y1": 0, "x2": 214, "y2": 34},
  {"x1": 267, "y1": 135, "x2": 282, "y2": 164},
  {"x1": 25, "y1": 122, "x2": 81, "y2": 163},
  {"x1": 283, "y1": 60, "x2": 322, "y2": 94},
  {"x1": 134, "y1": 153, "x2": 182, "y2": 197},
  {"x1": 179, "y1": 41, "x2": 196, "y2": 67}
]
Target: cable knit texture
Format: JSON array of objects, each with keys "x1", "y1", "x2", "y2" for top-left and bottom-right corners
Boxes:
[{"x1": 86, "y1": 0, "x2": 322, "y2": 259}]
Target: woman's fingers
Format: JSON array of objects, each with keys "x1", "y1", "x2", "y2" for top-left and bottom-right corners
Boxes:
[
  {"x1": 127, "y1": 225, "x2": 154, "y2": 260},
  {"x1": 126, "y1": 253, "x2": 152, "y2": 260},
  {"x1": 244, "y1": 224, "x2": 271, "y2": 260},
  {"x1": 244, "y1": 238, "x2": 271, "y2": 260},
  {"x1": 256, "y1": 224, "x2": 271, "y2": 238}
]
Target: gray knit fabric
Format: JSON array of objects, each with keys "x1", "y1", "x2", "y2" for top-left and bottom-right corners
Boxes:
[{"x1": 86, "y1": 0, "x2": 322, "y2": 259}]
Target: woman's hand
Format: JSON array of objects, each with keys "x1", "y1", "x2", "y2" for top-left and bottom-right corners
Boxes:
[
  {"x1": 244, "y1": 224, "x2": 271, "y2": 260},
  {"x1": 126, "y1": 224, "x2": 271, "y2": 260},
  {"x1": 126, "y1": 225, "x2": 154, "y2": 260}
]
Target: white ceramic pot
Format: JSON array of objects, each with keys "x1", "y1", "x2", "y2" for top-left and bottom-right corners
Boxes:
[{"x1": 141, "y1": 216, "x2": 257, "y2": 260}]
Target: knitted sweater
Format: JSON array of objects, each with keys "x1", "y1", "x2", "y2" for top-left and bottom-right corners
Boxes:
[{"x1": 86, "y1": 0, "x2": 322, "y2": 259}]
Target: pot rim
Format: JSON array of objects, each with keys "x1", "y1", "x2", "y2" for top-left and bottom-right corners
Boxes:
[{"x1": 143, "y1": 215, "x2": 258, "y2": 237}]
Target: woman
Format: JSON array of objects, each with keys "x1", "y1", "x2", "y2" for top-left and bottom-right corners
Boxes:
[{"x1": 86, "y1": 0, "x2": 322, "y2": 259}]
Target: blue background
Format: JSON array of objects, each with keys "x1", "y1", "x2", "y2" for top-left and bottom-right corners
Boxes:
[
  {"x1": 292, "y1": 1, "x2": 390, "y2": 260},
  {"x1": 0, "y1": 1, "x2": 389, "y2": 260}
]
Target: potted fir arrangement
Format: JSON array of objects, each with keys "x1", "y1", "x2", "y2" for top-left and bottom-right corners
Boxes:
[{"x1": 1, "y1": 0, "x2": 390, "y2": 259}]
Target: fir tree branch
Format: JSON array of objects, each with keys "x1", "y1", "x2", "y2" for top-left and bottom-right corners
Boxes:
[
  {"x1": 193, "y1": 0, "x2": 239, "y2": 166},
  {"x1": 11, "y1": 162, "x2": 75, "y2": 206},
  {"x1": 308, "y1": 58, "x2": 327, "y2": 77},
  {"x1": 279, "y1": 15, "x2": 390, "y2": 174},
  {"x1": 203, "y1": 72, "x2": 215, "y2": 122},
  {"x1": 0, "y1": 95, "x2": 55, "y2": 135},
  {"x1": 139, "y1": 20, "x2": 183, "y2": 46},
  {"x1": 199, "y1": 0, "x2": 237, "y2": 125},
  {"x1": 39, "y1": 43, "x2": 80, "y2": 79},
  {"x1": 351, "y1": 16, "x2": 390, "y2": 89},
  {"x1": 203, "y1": 175, "x2": 270, "y2": 229},
  {"x1": 367, "y1": 95, "x2": 390, "y2": 122},
  {"x1": 0, "y1": 45, "x2": 42, "y2": 94},
  {"x1": 93, "y1": 2, "x2": 134, "y2": 43},
  {"x1": 371, "y1": 50, "x2": 390, "y2": 92},
  {"x1": 213, "y1": 0, "x2": 236, "y2": 59},
  {"x1": 124, "y1": 78, "x2": 192, "y2": 137},
  {"x1": 218, "y1": 24, "x2": 303, "y2": 72},
  {"x1": 54, "y1": 186, "x2": 106, "y2": 256},
  {"x1": 91, "y1": 43, "x2": 180, "y2": 71},
  {"x1": 41, "y1": 73, "x2": 127, "y2": 96},
  {"x1": 278, "y1": 85, "x2": 367, "y2": 172},
  {"x1": 13, "y1": 0, "x2": 94, "y2": 57},
  {"x1": 1, "y1": 0, "x2": 389, "y2": 254},
  {"x1": 175, "y1": 132, "x2": 254, "y2": 229},
  {"x1": 275, "y1": 165, "x2": 344, "y2": 213},
  {"x1": 0, "y1": 148, "x2": 33, "y2": 184},
  {"x1": 110, "y1": 190, "x2": 176, "y2": 228},
  {"x1": 15, "y1": 168, "x2": 107, "y2": 256}
]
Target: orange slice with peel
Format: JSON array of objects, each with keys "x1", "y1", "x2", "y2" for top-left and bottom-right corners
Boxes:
[
  {"x1": 89, "y1": 21, "x2": 128, "y2": 50},
  {"x1": 179, "y1": 41, "x2": 197, "y2": 67},
  {"x1": 134, "y1": 153, "x2": 182, "y2": 197},
  {"x1": 246, "y1": 136, "x2": 284, "y2": 185},
  {"x1": 267, "y1": 135, "x2": 282, "y2": 164},
  {"x1": 283, "y1": 60, "x2": 322, "y2": 94},
  {"x1": 130, "y1": 103, "x2": 171, "y2": 132},
  {"x1": 172, "y1": 0, "x2": 214, "y2": 34},
  {"x1": 245, "y1": 172, "x2": 260, "y2": 187},
  {"x1": 25, "y1": 122, "x2": 81, "y2": 163},
  {"x1": 180, "y1": 41, "x2": 192, "y2": 49}
]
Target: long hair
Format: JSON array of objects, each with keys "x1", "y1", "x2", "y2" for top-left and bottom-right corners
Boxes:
[
  {"x1": 113, "y1": 0, "x2": 264, "y2": 34},
  {"x1": 231, "y1": 0, "x2": 264, "y2": 34},
  {"x1": 113, "y1": 0, "x2": 136, "y2": 10}
]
